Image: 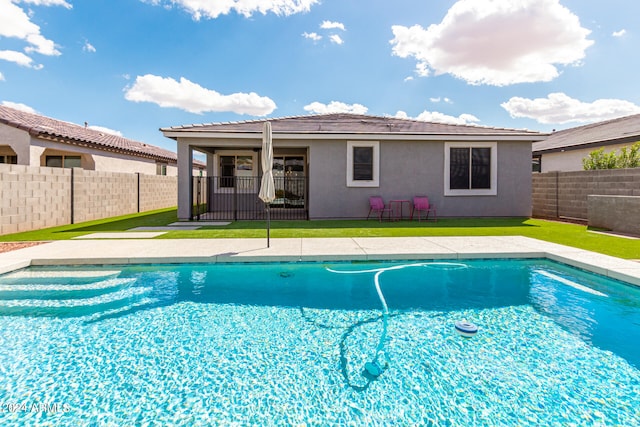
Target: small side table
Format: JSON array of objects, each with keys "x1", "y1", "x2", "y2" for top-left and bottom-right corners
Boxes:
[{"x1": 389, "y1": 199, "x2": 412, "y2": 221}]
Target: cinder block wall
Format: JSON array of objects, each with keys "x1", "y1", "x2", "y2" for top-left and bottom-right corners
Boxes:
[
  {"x1": 532, "y1": 172, "x2": 558, "y2": 219},
  {"x1": 588, "y1": 195, "x2": 640, "y2": 235},
  {"x1": 532, "y1": 169, "x2": 640, "y2": 221},
  {"x1": 0, "y1": 164, "x2": 177, "y2": 235},
  {"x1": 72, "y1": 169, "x2": 138, "y2": 223},
  {"x1": 0, "y1": 164, "x2": 72, "y2": 235},
  {"x1": 139, "y1": 174, "x2": 178, "y2": 212}
]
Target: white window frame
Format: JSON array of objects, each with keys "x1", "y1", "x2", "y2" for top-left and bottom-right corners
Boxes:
[
  {"x1": 213, "y1": 151, "x2": 257, "y2": 193},
  {"x1": 444, "y1": 141, "x2": 497, "y2": 196},
  {"x1": 346, "y1": 141, "x2": 379, "y2": 187}
]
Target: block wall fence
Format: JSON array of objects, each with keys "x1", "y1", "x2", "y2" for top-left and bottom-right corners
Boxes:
[
  {"x1": 532, "y1": 169, "x2": 640, "y2": 221},
  {"x1": 0, "y1": 164, "x2": 177, "y2": 235}
]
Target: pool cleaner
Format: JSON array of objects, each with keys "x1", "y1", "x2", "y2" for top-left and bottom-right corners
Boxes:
[
  {"x1": 325, "y1": 262, "x2": 471, "y2": 380},
  {"x1": 363, "y1": 270, "x2": 390, "y2": 378}
]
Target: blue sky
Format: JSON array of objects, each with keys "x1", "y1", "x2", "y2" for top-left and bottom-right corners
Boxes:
[{"x1": 1, "y1": 0, "x2": 639, "y2": 153}]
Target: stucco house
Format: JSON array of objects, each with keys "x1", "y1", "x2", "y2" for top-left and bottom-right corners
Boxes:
[
  {"x1": 0, "y1": 105, "x2": 181, "y2": 175},
  {"x1": 161, "y1": 113, "x2": 546, "y2": 221},
  {"x1": 532, "y1": 113, "x2": 640, "y2": 172}
]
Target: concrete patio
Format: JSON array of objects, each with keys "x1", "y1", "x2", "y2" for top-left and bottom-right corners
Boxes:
[{"x1": 1, "y1": 236, "x2": 639, "y2": 286}]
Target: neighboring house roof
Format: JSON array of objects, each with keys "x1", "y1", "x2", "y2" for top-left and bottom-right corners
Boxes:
[
  {"x1": 0, "y1": 105, "x2": 177, "y2": 163},
  {"x1": 532, "y1": 113, "x2": 640, "y2": 154},
  {"x1": 162, "y1": 113, "x2": 546, "y2": 140}
]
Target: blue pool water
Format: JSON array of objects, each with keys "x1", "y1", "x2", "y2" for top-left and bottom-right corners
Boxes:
[{"x1": 0, "y1": 259, "x2": 639, "y2": 426}]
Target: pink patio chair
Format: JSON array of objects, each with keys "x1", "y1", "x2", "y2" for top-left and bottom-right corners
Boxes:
[
  {"x1": 366, "y1": 196, "x2": 392, "y2": 222},
  {"x1": 411, "y1": 196, "x2": 436, "y2": 222}
]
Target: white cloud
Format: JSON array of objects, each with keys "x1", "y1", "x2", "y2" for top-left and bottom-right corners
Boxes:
[
  {"x1": 305, "y1": 20, "x2": 346, "y2": 45},
  {"x1": 144, "y1": 0, "x2": 319, "y2": 20},
  {"x1": 0, "y1": 1, "x2": 41, "y2": 39},
  {"x1": 88, "y1": 125, "x2": 123, "y2": 136},
  {"x1": 303, "y1": 32, "x2": 322, "y2": 41},
  {"x1": 0, "y1": 72, "x2": 4, "y2": 81},
  {"x1": 396, "y1": 110, "x2": 479, "y2": 125},
  {"x1": 329, "y1": 34, "x2": 344, "y2": 45},
  {"x1": 0, "y1": 50, "x2": 35, "y2": 67},
  {"x1": 0, "y1": 0, "x2": 62, "y2": 58},
  {"x1": 429, "y1": 97, "x2": 453, "y2": 104},
  {"x1": 501, "y1": 92, "x2": 640, "y2": 124},
  {"x1": 1, "y1": 100, "x2": 37, "y2": 113},
  {"x1": 304, "y1": 101, "x2": 368, "y2": 115},
  {"x1": 612, "y1": 29, "x2": 626, "y2": 37},
  {"x1": 25, "y1": 33, "x2": 61, "y2": 56},
  {"x1": 390, "y1": 0, "x2": 593, "y2": 86},
  {"x1": 83, "y1": 41, "x2": 96, "y2": 53},
  {"x1": 124, "y1": 74, "x2": 277, "y2": 116},
  {"x1": 320, "y1": 20, "x2": 345, "y2": 31},
  {"x1": 18, "y1": 0, "x2": 72, "y2": 8}
]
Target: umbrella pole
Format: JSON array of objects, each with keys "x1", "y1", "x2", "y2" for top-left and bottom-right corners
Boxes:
[{"x1": 267, "y1": 203, "x2": 270, "y2": 248}]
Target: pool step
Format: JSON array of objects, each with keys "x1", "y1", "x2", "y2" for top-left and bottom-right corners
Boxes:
[
  {"x1": 0, "y1": 284, "x2": 152, "y2": 317},
  {"x1": 84, "y1": 297, "x2": 161, "y2": 323},
  {"x1": 0, "y1": 278, "x2": 136, "y2": 300},
  {"x1": 0, "y1": 269, "x2": 122, "y2": 285},
  {"x1": 0, "y1": 268, "x2": 168, "y2": 319}
]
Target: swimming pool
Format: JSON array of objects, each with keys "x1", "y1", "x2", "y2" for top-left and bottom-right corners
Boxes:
[{"x1": 0, "y1": 259, "x2": 639, "y2": 426}]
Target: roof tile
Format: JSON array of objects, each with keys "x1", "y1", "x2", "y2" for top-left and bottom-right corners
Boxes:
[
  {"x1": 533, "y1": 114, "x2": 640, "y2": 153},
  {"x1": 162, "y1": 113, "x2": 544, "y2": 137},
  {"x1": 0, "y1": 105, "x2": 176, "y2": 163}
]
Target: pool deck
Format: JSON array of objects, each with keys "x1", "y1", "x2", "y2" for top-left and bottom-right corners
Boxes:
[{"x1": 0, "y1": 236, "x2": 639, "y2": 286}]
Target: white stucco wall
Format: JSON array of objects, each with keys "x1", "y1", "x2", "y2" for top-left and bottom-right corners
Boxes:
[
  {"x1": 0, "y1": 123, "x2": 177, "y2": 174},
  {"x1": 0, "y1": 123, "x2": 30, "y2": 163},
  {"x1": 540, "y1": 143, "x2": 631, "y2": 172}
]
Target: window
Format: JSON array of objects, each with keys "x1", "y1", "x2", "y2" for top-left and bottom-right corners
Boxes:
[
  {"x1": 218, "y1": 154, "x2": 254, "y2": 189},
  {"x1": 444, "y1": 142, "x2": 497, "y2": 196},
  {"x1": 347, "y1": 141, "x2": 379, "y2": 187},
  {"x1": 45, "y1": 155, "x2": 81, "y2": 168},
  {"x1": 353, "y1": 147, "x2": 373, "y2": 180},
  {"x1": 532, "y1": 155, "x2": 541, "y2": 173},
  {"x1": 156, "y1": 162, "x2": 168, "y2": 175},
  {"x1": 0, "y1": 155, "x2": 17, "y2": 164}
]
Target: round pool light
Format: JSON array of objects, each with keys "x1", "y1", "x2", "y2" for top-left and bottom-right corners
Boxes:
[{"x1": 454, "y1": 321, "x2": 478, "y2": 337}]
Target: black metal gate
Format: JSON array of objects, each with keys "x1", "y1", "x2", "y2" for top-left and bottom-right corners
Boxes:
[{"x1": 192, "y1": 176, "x2": 308, "y2": 221}]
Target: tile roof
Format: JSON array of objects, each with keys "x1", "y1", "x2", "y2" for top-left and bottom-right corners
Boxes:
[
  {"x1": 162, "y1": 113, "x2": 545, "y2": 138},
  {"x1": 0, "y1": 105, "x2": 177, "y2": 163},
  {"x1": 533, "y1": 113, "x2": 640, "y2": 153}
]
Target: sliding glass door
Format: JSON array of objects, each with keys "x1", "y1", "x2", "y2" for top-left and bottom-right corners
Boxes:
[{"x1": 273, "y1": 156, "x2": 305, "y2": 208}]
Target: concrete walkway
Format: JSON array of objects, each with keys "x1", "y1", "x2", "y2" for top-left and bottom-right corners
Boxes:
[{"x1": 0, "y1": 236, "x2": 639, "y2": 286}]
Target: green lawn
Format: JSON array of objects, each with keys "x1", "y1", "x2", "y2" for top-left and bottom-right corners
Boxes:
[{"x1": 1, "y1": 208, "x2": 639, "y2": 259}]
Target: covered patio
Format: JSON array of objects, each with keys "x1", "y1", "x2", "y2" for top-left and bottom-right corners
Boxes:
[{"x1": 165, "y1": 128, "x2": 309, "y2": 221}]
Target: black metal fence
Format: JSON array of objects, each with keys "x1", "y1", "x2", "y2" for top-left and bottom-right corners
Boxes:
[{"x1": 192, "y1": 176, "x2": 308, "y2": 221}]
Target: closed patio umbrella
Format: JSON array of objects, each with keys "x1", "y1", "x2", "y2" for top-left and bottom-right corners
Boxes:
[{"x1": 258, "y1": 121, "x2": 275, "y2": 247}]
